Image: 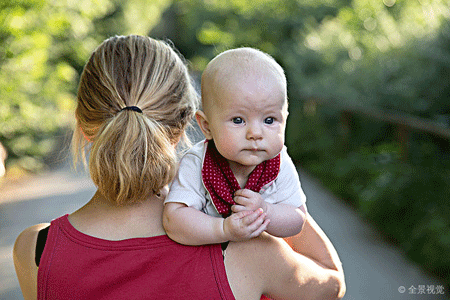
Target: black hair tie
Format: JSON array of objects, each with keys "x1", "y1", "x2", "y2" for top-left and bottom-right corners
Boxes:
[{"x1": 120, "y1": 106, "x2": 143, "y2": 113}]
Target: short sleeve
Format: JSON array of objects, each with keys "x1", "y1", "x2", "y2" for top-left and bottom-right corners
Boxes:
[
  {"x1": 275, "y1": 147, "x2": 307, "y2": 207},
  {"x1": 165, "y1": 152, "x2": 206, "y2": 211}
]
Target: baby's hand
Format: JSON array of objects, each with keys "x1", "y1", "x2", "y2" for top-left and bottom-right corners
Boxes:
[
  {"x1": 232, "y1": 189, "x2": 268, "y2": 213},
  {"x1": 223, "y1": 209, "x2": 270, "y2": 241}
]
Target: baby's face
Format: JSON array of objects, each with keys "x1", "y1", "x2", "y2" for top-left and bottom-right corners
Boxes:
[{"x1": 205, "y1": 70, "x2": 287, "y2": 172}]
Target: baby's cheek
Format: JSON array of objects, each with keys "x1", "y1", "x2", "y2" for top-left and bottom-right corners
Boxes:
[
  {"x1": 271, "y1": 131, "x2": 285, "y2": 148},
  {"x1": 214, "y1": 138, "x2": 237, "y2": 159}
]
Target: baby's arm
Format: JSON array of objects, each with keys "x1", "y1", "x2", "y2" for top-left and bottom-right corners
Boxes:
[
  {"x1": 232, "y1": 189, "x2": 306, "y2": 237},
  {"x1": 163, "y1": 202, "x2": 270, "y2": 245},
  {"x1": 163, "y1": 142, "x2": 270, "y2": 245}
]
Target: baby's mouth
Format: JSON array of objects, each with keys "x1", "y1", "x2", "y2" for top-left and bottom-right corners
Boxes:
[{"x1": 245, "y1": 148, "x2": 263, "y2": 152}]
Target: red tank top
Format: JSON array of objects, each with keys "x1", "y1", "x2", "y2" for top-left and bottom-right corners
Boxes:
[{"x1": 37, "y1": 215, "x2": 236, "y2": 300}]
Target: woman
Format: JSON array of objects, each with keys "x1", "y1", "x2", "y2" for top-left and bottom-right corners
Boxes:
[{"x1": 13, "y1": 35, "x2": 345, "y2": 300}]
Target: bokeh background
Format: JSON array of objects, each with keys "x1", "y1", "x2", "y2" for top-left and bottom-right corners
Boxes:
[{"x1": 1, "y1": 0, "x2": 450, "y2": 298}]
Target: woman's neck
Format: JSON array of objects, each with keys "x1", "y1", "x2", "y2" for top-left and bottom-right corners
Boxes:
[{"x1": 69, "y1": 190, "x2": 166, "y2": 240}]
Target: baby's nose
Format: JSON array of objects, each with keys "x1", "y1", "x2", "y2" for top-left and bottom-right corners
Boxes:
[{"x1": 246, "y1": 123, "x2": 263, "y2": 140}]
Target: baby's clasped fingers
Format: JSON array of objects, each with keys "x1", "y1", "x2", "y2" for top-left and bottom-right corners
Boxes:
[
  {"x1": 242, "y1": 208, "x2": 265, "y2": 225},
  {"x1": 224, "y1": 209, "x2": 269, "y2": 241},
  {"x1": 231, "y1": 204, "x2": 247, "y2": 213},
  {"x1": 243, "y1": 208, "x2": 270, "y2": 238},
  {"x1": 234, "y1": 189, "x2": 265, "y2": 211},
  {"x1": 234, "y1": 189, "x2": 257, "y2": 198}
]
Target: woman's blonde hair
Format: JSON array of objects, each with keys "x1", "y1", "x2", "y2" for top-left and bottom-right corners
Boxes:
[{"x1": 72, "y1": 35, "x2": 198, "y2": 205}]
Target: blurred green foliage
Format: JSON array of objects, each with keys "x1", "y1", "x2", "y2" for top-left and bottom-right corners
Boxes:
[
  {"x1": 1, "y1": 0, "x2": 449, "y2": 288},
  {"x1": 297, "y1": 0, "x2": 450, "y2": 120},
  {"x1": 0, "y1": 0, "x2": 171, "y2": 172}
]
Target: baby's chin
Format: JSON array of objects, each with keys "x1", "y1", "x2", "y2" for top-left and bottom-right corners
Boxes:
[{"x1": 232, "y1": 154, "x2": 269, "y2": 167}]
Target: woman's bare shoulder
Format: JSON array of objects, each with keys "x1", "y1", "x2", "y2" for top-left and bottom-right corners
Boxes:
[
  {"x1": 13, "y1": 223, "x2": 50, "y2": 300},
  {"x1": 14, "y1": 223, "x2": 50, "y2": 258}
]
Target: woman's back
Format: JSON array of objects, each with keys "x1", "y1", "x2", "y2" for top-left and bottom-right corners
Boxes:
[{"x1": 37, "y1": 215, "x2": 235, "y2": 300}]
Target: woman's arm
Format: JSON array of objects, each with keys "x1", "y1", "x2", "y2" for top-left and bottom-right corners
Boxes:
[
  {"x1": 284, "y1": 214, "x2": 344, "y2": 274},
  {"x1": 13, "y1": 223, "x2": 50, "y2": 300},
  {"x1": 225, "y1": 214, "x2": 345, "y2": 300}
]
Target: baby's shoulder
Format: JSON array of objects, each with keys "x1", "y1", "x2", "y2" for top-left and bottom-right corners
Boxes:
[
  {"x1": 187, "y1": 140, "x2": 207, "y2": 157},
  {"x1": 178, "y1": 140, "x2": 206, "y2": 167},
  {"x1": 278, "y1": 146, "x2": 293, "y2": 168},
  {"x1": 279, "y1": 145, "x2": 289, "y2": 159}
]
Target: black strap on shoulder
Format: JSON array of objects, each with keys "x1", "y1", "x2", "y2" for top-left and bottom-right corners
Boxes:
[
  {"x1": 35, "y1": 226, "x2": 50, "y2": 267},
  {"x1": 221, "y1": 241, "x2": 229, "y2": 252},
  {"x1": 221, "y1": 241, "x2": 229, "y2": 259}
]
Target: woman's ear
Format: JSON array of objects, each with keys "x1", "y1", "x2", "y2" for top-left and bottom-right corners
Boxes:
[{"x1": 195, "y1": 110, "x2": 213, "y2": 140}]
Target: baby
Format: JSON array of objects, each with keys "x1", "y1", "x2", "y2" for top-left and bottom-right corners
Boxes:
[{"x1": 163, "y1": 48, "x2": 307, "y2": 245}]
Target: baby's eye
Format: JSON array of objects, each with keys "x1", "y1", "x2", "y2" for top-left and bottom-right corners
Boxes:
[
  {"x1": 232, "y1": 117, "x2": 244, "y2": 124},
  {"x1": 264, "y1": 117, "x2": 274, "y2": 124}
]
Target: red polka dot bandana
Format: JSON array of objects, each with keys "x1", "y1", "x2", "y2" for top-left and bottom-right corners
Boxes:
[{"x1": 202, "y1": 141, "x2": 281, "y2": 217}]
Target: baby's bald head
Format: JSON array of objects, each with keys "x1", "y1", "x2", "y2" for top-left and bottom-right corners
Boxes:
[{"x1": 200, "y1": 48, "x2": 287, "y2": 117}]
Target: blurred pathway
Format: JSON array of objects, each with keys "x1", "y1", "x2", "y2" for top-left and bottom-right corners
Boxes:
[
  {"x1": 298, "y1": 170, "x2": 448, "y2": 300},
  {"x1": 0, "y1": 165, "x2": 447, "y2": 299}
]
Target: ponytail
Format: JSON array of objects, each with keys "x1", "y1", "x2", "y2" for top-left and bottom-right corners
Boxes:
[{"x1": 89, "y1": 111, "x2": 176, "y2": 204}]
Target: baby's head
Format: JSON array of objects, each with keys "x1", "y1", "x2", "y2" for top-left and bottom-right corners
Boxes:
[{"x1": 198, "y1": 48, "x2": 288, "y2": 169}]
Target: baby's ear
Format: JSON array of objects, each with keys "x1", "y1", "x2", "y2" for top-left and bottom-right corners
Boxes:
[{"x1": 195, "y1": 110, "x2": 213, "y2": 140}]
